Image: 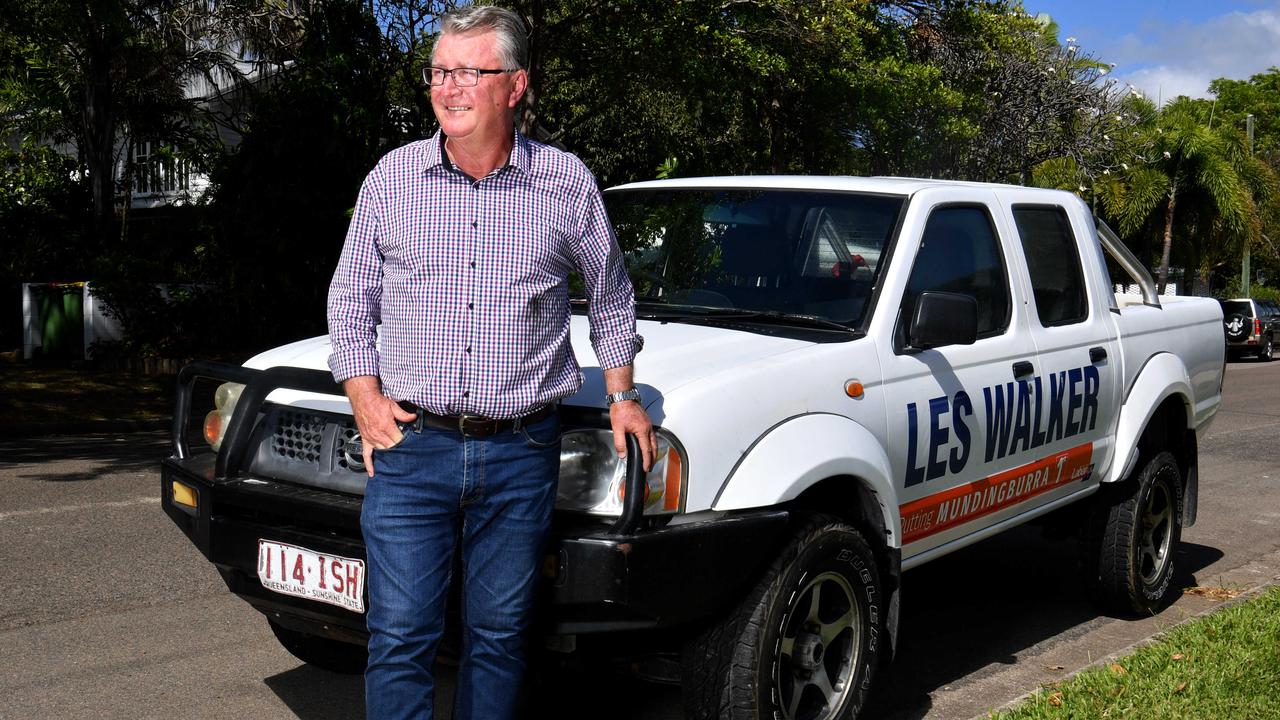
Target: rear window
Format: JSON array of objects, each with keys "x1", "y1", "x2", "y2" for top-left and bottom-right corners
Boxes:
[{"x1": 1222, "y1": 301, "x2": 1253, "y2": 317}]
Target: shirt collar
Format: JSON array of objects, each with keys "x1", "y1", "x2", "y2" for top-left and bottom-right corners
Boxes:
[{"x1": 422, "y1": 128, "x2": 532, "y2": 177}]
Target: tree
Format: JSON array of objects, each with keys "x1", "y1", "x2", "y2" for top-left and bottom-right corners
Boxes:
[
  {"x1": 1208, "y1": 68, "x2": 1280, "y2": 167},
  {"x1": 204, "y1": 0, "x2": 400, "y2": 348},
  {"x1": 0, "y1": 0, "x2": 305, "y2": 244},
  {"x1": 1096, "y1": 98, "x2": 1277, "y2": 293},
  {"x1": 875, "y1": 3, "x2": 1140, "y2": 182}
]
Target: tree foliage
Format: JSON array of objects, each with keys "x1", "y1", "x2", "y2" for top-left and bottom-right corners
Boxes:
[
  {"x1": 1086, "y1": 97, "x2": 1278, "y2": 293},
  {"x1": 8, "y1": 0, "x2": 1280, "y2": 358}
]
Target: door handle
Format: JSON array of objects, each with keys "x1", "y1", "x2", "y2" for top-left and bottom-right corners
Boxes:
[
  {"x1": 1090, "y1": 346, "x2": 1108, "y2": 363},
  {"x1": 1012, "y1": 360, "x2": 1035, "y2": 378}
]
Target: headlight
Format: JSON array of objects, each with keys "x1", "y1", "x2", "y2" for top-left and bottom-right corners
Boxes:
[
  {"x1": 557, "y1": 429, "x2": 685, "y2": 516},
  {"x1": 203, "y1": 381, "x2": 245, "y2": 451}
]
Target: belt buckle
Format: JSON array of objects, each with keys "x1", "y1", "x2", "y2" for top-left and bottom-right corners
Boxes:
[{"x1": 457, "y1": 412, "x2": 486, "y2": 437}]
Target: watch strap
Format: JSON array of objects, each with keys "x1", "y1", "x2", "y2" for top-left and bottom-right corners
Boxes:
[{"x1": 605, "y1": 388, "x2": 642, "y2": 405}]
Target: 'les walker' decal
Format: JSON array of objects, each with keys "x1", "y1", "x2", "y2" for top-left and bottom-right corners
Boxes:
[{"x1": 899, "y1": 442, "x2": 1093, "y2": 544}]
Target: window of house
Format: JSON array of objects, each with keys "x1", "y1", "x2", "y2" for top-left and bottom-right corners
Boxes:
[
  {"x1": 900, "y1": 205, "x2": 1011, "y2": 341},
  {"x1": 1012, "y1": 206, "x2": 1089, "y2": 327}
]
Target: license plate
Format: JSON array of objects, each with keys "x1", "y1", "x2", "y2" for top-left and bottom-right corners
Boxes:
[{"x1": 257, "y1": 539, "x2": 366, "y2": 613}]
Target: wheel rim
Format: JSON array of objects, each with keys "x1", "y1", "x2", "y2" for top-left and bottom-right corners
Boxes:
[
  {"x1": 775, "y1": 571, "x2": 861, "y2": 720},
  {"x1": 1139, "y1": 473, "x2": 1175, "y2": 584}
]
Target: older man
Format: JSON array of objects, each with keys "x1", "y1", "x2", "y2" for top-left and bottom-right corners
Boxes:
[{"x1": 326, "y1": 5, "x2": 655, "y2": 719}]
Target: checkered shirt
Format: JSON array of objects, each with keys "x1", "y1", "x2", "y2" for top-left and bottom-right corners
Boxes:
[{"x1": 327, "y1": 130, "x2": 639, "y2": 418}]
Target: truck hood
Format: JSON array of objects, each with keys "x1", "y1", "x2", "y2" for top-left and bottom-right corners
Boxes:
[{"x1": 244, "y1": 316, "x2": 816, "y2": 411}]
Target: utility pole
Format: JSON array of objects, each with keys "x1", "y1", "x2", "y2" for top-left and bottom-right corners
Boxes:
[{"x1": 1242, "y1": 113, "x2": 1255, "y2": 296}]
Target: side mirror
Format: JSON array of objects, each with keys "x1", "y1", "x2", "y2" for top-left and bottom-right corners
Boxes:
[{"x1": 909, "y1": 291, "x2": 978, "y2": 349}]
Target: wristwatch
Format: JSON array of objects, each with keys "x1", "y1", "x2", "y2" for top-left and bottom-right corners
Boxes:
[{"x1": 605, "y1": 388, "x2": 642, "y2": 405}]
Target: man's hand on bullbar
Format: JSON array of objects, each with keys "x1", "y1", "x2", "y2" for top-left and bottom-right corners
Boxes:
[
  {"x1": 610, "y1": 400, "x2": 657, "y2": 472},
  {"x1": 344, "y1": 376, "x2": 418, "y2": 477}
]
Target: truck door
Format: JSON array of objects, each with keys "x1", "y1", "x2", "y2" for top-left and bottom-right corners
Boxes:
[
  {"x1": 999, "y1": 199, "x2": 1121, "y2": 487},
  {"x1": 876, "y1": 193, "x2": 1038, "y2": 561}
]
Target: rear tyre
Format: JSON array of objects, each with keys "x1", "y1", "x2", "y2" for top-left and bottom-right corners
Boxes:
[
  {"x1": 1086, "y1": 451, "x2": 1183, "y2": 615},
  {"x1": 267, "y1": 618, "x2": 367, "y2": 674},
  {"x1": 683, "y1": 517, "x2": 882, "y2": 720},
  {"x1": 1259, "y1": 336, "x2": 1274, "y2": 361}
]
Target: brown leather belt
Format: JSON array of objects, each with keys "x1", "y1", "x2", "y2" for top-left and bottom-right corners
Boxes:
[{"x1": 396, "y1": 401, "x2": 556, "y2": 438}]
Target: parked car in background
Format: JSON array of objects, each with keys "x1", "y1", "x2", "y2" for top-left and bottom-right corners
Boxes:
[{"x1": 1221, "y1": 298, "x2": 1278, "y2": 361}]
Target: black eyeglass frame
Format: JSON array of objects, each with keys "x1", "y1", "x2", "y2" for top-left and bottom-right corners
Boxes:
[{"x1": 423, "y1": 66, "x2": 520, "y2": 87}]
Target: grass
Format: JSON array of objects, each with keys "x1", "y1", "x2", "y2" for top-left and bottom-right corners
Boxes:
[
  {"x1": 0, "y1": 363, "x2": 173, "y2": 427},
  {"x1": 993, "y1": 586, "x2": 1280, "y2": 719}
]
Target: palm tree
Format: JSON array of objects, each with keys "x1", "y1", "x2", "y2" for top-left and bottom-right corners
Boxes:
[{"x1": 1097, "y1": 98, "x2": 1271, "y2": 294}]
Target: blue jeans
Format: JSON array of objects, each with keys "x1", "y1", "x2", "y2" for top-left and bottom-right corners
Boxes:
[{"x1": 362, "y1": 412, "x2": 561, "y2": 720}]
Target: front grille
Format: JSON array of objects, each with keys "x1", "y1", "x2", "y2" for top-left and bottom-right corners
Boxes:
[
  {"x1": 249, "y1": 405, "x2": 368, "y2": 496},
  {"x1": 271, "y1": 410, "x2": 326, "y2": 464}
]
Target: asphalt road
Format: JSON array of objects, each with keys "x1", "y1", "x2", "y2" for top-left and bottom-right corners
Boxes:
[{"x1": 3, "y1": 358, "x2": 1280, "y2": 720}]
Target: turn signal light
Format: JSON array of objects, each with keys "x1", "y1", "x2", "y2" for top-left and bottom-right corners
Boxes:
[
  {"x1": 171, "y1": 480, "x2": 198, "y2": 509},
  {"x1": 663, "y1": 448, "x2": 683, "y2": 512},
  {"x1": 203, "y1": 410, "x2": 222, "y2": 446}
]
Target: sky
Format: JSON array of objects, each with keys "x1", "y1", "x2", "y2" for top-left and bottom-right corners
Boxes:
[{"x1": 1022, "y1": 0, "x2": 1280, "y2": 103}]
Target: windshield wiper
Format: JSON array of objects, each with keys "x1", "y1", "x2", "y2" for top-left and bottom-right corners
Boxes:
[{"x1": 635, "y1": 301, "x2": 857, "y2": 333}]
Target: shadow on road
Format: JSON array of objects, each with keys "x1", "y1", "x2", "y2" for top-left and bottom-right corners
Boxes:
[
  {"x1": 259, "y1": 531, "x2": 1222, "y2": 720},
  {"x1": 0, "y1": 432, "x2": 170, "y2": 482},
  {"x1": 265, "y1": 665, "x2": 366, "y2": 719},
  {"x1": 868, "y1": 527, "x2": 1223, "y2": 720},
  {"x1": 265, "y1": 652, "x2": 678, "y2": 720}
]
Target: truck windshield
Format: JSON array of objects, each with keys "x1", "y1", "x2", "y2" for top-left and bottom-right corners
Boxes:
[{"x1": 605, "y1": 188, "x2": 905, "y2": 327}]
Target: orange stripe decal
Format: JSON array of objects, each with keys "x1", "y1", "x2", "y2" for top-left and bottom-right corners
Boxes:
[{"x1": 899, "y1": 443, "x2": 1093, "y2": 544}]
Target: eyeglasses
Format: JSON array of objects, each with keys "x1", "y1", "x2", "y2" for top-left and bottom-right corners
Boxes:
[{"x1": 424, "y1": 66, "x2": 519, "y2": 87}]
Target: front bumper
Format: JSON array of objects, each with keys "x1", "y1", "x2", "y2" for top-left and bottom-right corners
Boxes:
[{"x1": 163, "y1": 455, "x2": 790, "y2": 642}]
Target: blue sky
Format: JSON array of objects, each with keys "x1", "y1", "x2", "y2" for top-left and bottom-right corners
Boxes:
[{"x1": 1022, "y1": 0, "x2": 1280, "y2": 102}]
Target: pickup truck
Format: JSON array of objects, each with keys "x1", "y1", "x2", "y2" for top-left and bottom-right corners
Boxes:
[{"x1": 162, "y1": 176, "x2": 1224, "y2": 720}]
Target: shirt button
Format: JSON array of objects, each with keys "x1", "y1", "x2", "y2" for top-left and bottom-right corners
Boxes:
[
  {"x1": 467, "y1": 302, "x2": 474, "y2": 310},
  {"x1": 463, "y1": 391, "x2": 470, "y2": 398},
  {"x1": 471, "y1": 221, "x2": 478, "y2": 228},
  {"x1": 470, "y1": 261, "x2": 476, "y2": 268}
]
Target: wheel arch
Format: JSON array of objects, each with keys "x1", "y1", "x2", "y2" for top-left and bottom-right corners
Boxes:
[
  {"x1": 710, "y1": 413, "x2": 904, "y2": 663},
  {"x1": 1108, "y1": 353, "x2": 1192, "y2": 485},
  {"x1": 712, "y1": 413, "x2": 900, "y2": 546},
  {"x1": 1107, "y1": 355, "x2": 1199, "y2": 526}
]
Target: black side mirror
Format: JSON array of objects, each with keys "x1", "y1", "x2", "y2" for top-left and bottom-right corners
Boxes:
[{"x1": 909, "y1": 291, "x2": 978, "y2": 349}]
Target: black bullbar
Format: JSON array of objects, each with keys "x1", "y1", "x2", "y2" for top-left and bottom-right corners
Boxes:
[{"x1": 162, "y1": 360, "x2": 793, "y2": 637}]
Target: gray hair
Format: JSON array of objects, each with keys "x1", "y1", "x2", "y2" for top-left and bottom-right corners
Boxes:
[{"x1": 437, "y1": 5, "x2": 529, "y2": 69}]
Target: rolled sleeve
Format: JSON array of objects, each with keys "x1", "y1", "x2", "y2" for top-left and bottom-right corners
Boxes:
[
  {"x1": 327, "y1": 169, "x2": 385, "y2": 383},
  {"x1": 572, "y1": 182, "x2": 639, "y2": 370}
]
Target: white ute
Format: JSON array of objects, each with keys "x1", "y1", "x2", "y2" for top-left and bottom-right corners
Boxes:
[{"x1": 163, "y1": 176, "x2": 1225, "y2": 720}]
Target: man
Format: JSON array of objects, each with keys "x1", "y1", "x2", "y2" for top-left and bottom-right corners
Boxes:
[{"x1": 326, "y1": 5, "x2": 655, "y2": 719}]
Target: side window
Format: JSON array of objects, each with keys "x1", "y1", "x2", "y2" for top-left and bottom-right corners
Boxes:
[
  {"x1": 1012, "y1": 205, "x2": 1089, "y2": 327},
  {"x1": 901, "y1": 205, "x2": 1011, "y2": 339}
]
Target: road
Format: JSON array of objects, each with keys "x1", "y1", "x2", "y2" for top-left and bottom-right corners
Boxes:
[{"x1": 2, "y1": 358, "x2": 1280, "y2": 720}]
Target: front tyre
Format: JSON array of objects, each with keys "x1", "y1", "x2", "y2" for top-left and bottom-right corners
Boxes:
[
  {"x1": 1087, "y1": 451, "x2": 1183, "y2": 615},
  {"x1": 683, "y1": 517, "x2": 882, "y2": 720},
  {"x1": 267, "y1": 618, "x2": 368, "y2": 674}
]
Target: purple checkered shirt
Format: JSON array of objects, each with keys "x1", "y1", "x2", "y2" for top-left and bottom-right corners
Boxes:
[{"x1": 327, "y1": 130, "x2": 639, "y2": 419}]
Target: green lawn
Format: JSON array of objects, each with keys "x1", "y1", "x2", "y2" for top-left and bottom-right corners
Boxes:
[
  {"x1": 994, "y1": 586, "x2": 1280, "y2": 719},
  {"x1": 0, "y1": 364, "x2": 173, "y2": 427}
]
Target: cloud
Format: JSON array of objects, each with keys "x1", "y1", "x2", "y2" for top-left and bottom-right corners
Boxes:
[{"x1": 1100, "y1": 9, "x2": 1280, "y2": 101}]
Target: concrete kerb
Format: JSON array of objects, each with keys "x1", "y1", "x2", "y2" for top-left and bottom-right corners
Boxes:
[{"x1": 970, "y1": 551, "x2": 1280, "y2": 720}]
